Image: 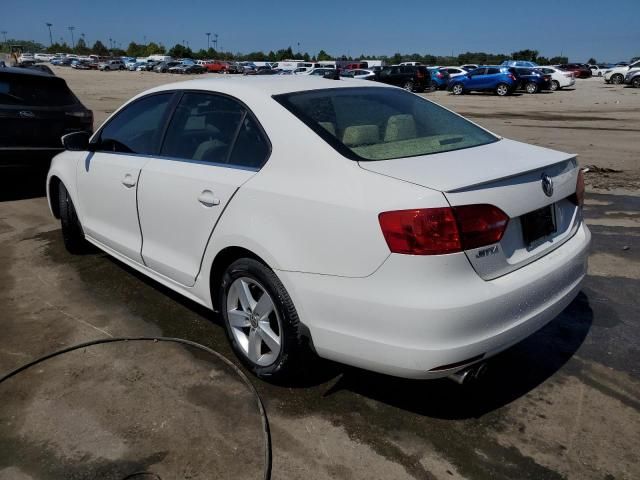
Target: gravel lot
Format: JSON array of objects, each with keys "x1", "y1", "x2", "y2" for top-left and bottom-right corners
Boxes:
[{"x1": 0, "y1": 67, "x2": 638, "y2": 480}]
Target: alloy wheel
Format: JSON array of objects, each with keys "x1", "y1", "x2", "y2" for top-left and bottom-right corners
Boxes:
[
  {"x1": 550, "y1": 80, "x2": 559, "y2": 91},
  {"x1": 226, "y1": 277, "x2": 282, "y2": 367},
  {"x1": 496, "y1": 84, "x2": 508, "y2": 96},
  {"x1": 452, "y1": 84, "x2": 463, "y2": 95},
  {"x1": 526, "y1": 82, "x2": 538, "y2": 94}
]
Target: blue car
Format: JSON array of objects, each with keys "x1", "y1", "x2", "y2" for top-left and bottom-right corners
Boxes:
[
  {"x1": 513, "y1": 67, "x2": 552, "y2": 93},
  {"x1": 448, "y1": 66, "x2": 518, "y2": 96},
  {"x1": 428, "y1": 67, "x2": 450, "y2": 90}
]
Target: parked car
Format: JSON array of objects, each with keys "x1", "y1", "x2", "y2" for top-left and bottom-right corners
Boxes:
[
  {"x1": 603, "y1": 60, "x2": 640, "y2": 84},
  {"x1": 299, "y1": 67, "x2": 341, "y2": 77},
  {"x1": 501, "y1": 60, "x2": 539, "y2": 68},
  {"x1": 557, "y1": 64, "x2": 592, "y2": 79},
  {"x1": 52, "y1": 57, "x2": 74, "y2": 67},
  {"x1": 428, "y1": 67, "x2": 451, "y2": 90},
  {"x1": 244, "y1": 65, "x2": 273, "y2": 75},
  {"x1": 47, "y1": 77, "x2": 590, "y2": 381},
  {"x1": 443, "y1": 67, "x2": 468, "y2": 79},
  {"x1": 198, "y1": 60, "x2": 228, "y2": 73},
  {"x1": 448, "y1": 66, "x2": 518, "y2": 96},
  {"x1": 587, "y1": 65, "x2": 607, "y2": 77},
  {"x1": 169, "y1": 63, "x2": 206, "y2": 74},
  {"x1": 346, "y1": 69, "x2": 376, "y2": 80},
  {"x1": 137, "y1": 61, "x2": 159, "y2": 71},
  {"x1": 513, "y1": 67, "x2": 552, "y2": 93},
  {"x1": 154, "y1": 61, "x2": 181, "y2": 73},
  {"x1": 624, "y1": 69, "x2": 640, "y2": 88},
  {"x1": 225, "y1": 63, "x2": 244, "y2": 74},
  {"x1": 0, "y1": 66, "x2": 92, "y2": 167},
  {"x1": 34, "y1": 53, "x2": 55, "y2": 62},
  {"x1": 99, "y1": 59, "x2": 125, "y2": 71},
  {"x1": 72, "y1": 60, "x2": 93, "y2": 70},
  {"x1": 538, "y1": 66, "x2": 576, "y2": 90},
  {"x1": 255, "y1": 69, "x2": 280, "y2": 75},
  {"x1": 374, "y1": 65, "x2": 429, "y2": 92}
]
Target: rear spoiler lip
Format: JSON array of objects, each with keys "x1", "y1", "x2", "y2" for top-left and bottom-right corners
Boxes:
[{"x1": 445, "y1": 155, "x2": 578, "y2": 193}]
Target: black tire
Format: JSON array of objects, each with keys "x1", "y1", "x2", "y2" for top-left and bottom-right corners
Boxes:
[
  {"x1": 403, "y1": 80, "x2": 415, "y2": 92},
  {"x1": 611, "y1": 73, "x2": 624, "y2": 85},
  {"x1": 430, "y1": 80, "x2": 438, "y2": 92},
  {"x1": 58, "y1": 183, "x2": 89, "y2": 254},
  {"x1": 632, "y1": 77, "x2": 640, "y2": 88},
  {"x1": 525, "y1": 82, "x2": 539, "y2": 94},
  {"x1": 218, "y1": 258, "x2": 307, "y2": 380},
  {"x1": 550, "y1": 80, "x2": 560, "y2": 91}
]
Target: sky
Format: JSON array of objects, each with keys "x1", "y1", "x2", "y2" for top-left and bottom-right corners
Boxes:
[{"x1": 2, "y1": 0, "x2": 639, "y2": 62}]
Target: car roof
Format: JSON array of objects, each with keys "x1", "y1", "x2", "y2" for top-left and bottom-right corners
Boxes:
[
  {"x1": 0, "y1": 65, "x2": 58, "y2": 79},
  {"x1": 142, "y1": 76, "x2": 389, "y2": 98}
]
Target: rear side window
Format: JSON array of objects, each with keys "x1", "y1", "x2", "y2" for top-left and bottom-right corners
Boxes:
[
  {"x1": 486, "y1": 68, "x2": 500, "y2": 74},
  {"x1": 0, "y1": 74, "x2": 77, "y2": 106},
  {"x1": 228, "y1": 115, "x2": 270, "y2": 169},
  {"x1": 96, "y1": 93, "x2": 173, "y2": 154},
  {"x1": 161, "y1": 92, "x2": 245, "y2": 164},
  {"x1": 274, "y1": 87, "x2": 498, "y2": 161}
]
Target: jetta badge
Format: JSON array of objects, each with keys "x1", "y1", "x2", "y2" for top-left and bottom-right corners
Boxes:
[
  {"x1": 541, "y1": 173, "x2": 554, "y2": 197},
  {"x1": 19, "y1": 110, "x2": 35, "y2": 118}
]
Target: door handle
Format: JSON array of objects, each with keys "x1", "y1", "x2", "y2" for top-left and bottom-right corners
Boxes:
[
  {"x1": 122, "y1": 173, "x2": 137, "y2": 188},
  {"x1": 198, "y1": 190, "x2": 220, "y2": 207}
]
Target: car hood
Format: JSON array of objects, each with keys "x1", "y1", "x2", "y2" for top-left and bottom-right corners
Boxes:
[{"x1": 357, "y1": 138, "x2": 574, "y2": 192}]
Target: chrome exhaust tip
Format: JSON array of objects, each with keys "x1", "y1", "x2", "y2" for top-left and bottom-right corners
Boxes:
[{"x1": 448, "y1": 362, "x2": 488, "y2": 385}]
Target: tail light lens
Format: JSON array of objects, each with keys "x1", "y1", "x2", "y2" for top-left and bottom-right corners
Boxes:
[
  {"x1": 437, "y1": 72, "x2": 443, "y2": 78},
  {"x1": 378, "y1": 205, "x2": 509, "y2": 255},
  {"x1": 570, "y1": 169, "x2": 585, "y2": 207},
  {"x1": 508, "y1": 73, "x2": 517, "y2": 81}
]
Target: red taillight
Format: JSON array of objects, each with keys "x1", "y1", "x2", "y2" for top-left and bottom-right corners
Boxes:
[
  {"x1": 508, "y1": 73, "x2": 517, "y2": 81},
  {"x1": 570, "y1": 169, "x2": 585, "y2": 207},
  {"x1": 437, "y1": 72, "x2": 443, "y2": 78},
  {"x1": 452, "y1": 204, "x2": 510, "y2": 250},
  {"x1": 378, "y1": 205, "x2": 509, "y2": 255}
]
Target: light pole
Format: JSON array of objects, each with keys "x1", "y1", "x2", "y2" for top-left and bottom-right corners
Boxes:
[
  {"x1": 46, "y1": 23, "x2": 53, "y2": 47},
  {"x1": 109, "y1": 37, "x2": 113, "y2": 50},
  {"x1": 206, "y1": 32, "x2": 210, "y2": 50},
  {"x1": 1, "y1": 31, "x2": 7, "y2": 47},
  {"x1": 213, "y1": 33, "x2": 218, "y2": 50},
  {"x1": 81, "y1": 32, "x2": 86, "y2": 48},
  {"x1": 68, "y1": 26, "x2": 75, "y2": 50}
]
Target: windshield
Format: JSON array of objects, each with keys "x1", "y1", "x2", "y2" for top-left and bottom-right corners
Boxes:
[{"x1": 273, "y1": 87, "x2": 498, "y2": 161}]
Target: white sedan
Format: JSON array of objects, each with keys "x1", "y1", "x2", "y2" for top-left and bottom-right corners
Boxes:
[
  {"x1": 47, "y1": 77, "x2": 590, "y2": 381},
  {"x1": 539, "y1": 66, "x2": 576, "y2": 90}
]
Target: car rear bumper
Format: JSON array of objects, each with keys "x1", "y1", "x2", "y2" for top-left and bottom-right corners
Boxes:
[{"x1": 279, "y1": 222, "x2": 591, "y2": 379}]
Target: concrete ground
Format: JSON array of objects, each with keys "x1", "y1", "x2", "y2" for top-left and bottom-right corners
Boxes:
[{"x1": 0, "y1": 68, "x2": 639, "y2": 479}]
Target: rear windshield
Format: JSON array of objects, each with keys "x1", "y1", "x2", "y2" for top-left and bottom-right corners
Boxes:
[
  {"x1": 0, "y1": 74, "x2": 77, "y2": 107},
  {"x1": 273, "y1": 87, "x2": 498, "y2": 161}
]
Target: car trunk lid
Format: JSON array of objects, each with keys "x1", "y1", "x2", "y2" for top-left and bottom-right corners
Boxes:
[{"x1": 359, "y1": 138, "x2": 582, "y2": 279}]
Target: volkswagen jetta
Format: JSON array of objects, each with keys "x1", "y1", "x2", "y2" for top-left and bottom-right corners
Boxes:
[{"x1": 47, "y1": 77, "x2": 590, "y2": 381}]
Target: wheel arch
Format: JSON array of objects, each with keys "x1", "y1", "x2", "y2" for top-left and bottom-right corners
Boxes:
[{"x1": 48, "y1": 175, "x2": 62, "y2": 218}]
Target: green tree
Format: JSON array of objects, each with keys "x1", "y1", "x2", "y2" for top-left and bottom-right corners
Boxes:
[
  {"x1": 168, "y1": 43, "x2": 194, "y2": 59},
  {"x1": 511, "y1": 49, "x2": 539, "y2": 62},
  {"x1": 587, "y1": 57, "x2": 597, "y2": 64},
  {"x1": 549, "y1": 56, "x2": 568, "y2": 64},
  {"x1": 317, "y1": 49, "x2": 332, "y2": 61},
  {"x1": 145, "y1": 42, "x2": 165, "y2": 55},
  {"x1": 91, "y1": 40, "x2": 109, "y2": 57},
  {"x1": 74, "y1": 38, "x2": 90, "y2": 55}
]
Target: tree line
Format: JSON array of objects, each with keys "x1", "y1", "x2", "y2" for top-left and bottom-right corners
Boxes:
[{"x1": 1, "y1": 38, "x2": 589, "y2": 65}]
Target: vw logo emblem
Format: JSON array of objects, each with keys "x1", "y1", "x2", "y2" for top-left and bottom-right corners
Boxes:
[
  {"x1": 19, "y1": 111, "x2": 35, "y2": 118},
  {"x1": 541, "y1": 173, "x2": 554, "y2": 197}
]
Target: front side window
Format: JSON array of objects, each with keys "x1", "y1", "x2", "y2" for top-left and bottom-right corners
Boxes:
[
  {"x1": 274, "y1": 87, "x2": 498, "y2": 161},
  {"x1": 96, "y1": 93, "x2": 173, "y2": 154},
  {"x1": 161, "y1": 92, "x2": 245, "y2": 164}
]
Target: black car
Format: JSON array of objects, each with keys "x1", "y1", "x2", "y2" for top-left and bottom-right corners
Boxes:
[
  {"x1": 513, "y1": 67, "x2": 552, "y2": 93},
  {"x1": 374, "y1": 65, "x2": 429, "y2": 92},
  {"x1": 0, "y1": 67, "x2": 93, "y2": 167}
]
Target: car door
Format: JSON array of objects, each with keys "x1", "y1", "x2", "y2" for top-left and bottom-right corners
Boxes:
[
  {"x1": 77, "y1": 92, "x2": 175, "y2": 263},
  {"x1": 137, "y1": 91, "x2": 270, "y2": 286},
  {"x1": 466, "y1": 68, "x2": 487, "y2": 88}
]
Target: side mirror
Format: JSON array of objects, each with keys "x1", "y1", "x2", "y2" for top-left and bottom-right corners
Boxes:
[{"x1": 61, "y1": 131, "x2": 91, "y2": 151}]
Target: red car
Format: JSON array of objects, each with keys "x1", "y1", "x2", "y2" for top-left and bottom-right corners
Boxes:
[
  {"x1": 557, "y1": 63, "x2": 592, "y2": 79},
  {"x1": 199, "y1": 60, "x2": 229, "y2": 73}
]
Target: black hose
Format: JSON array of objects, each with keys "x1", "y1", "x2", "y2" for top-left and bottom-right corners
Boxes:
[{"x1": 0, "y1": 336, "x2": 272, "y2": 480}]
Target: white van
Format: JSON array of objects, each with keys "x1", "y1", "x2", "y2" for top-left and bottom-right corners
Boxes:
[{"x1": 147, "y1": 55, "x2": 173, "y2": 63}]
